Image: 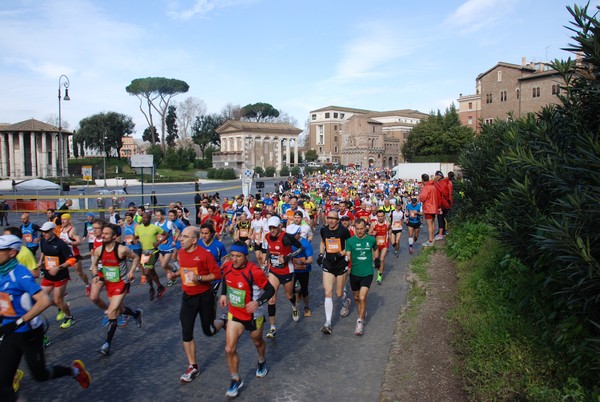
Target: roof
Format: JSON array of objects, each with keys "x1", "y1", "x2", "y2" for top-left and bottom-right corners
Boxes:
[
  {"x1": 365, "y1": 109, "x2": 429, "y2": 119},
  {"x1": 216, "y1": 120, "x2": 302, "y2": 135},
  {"x1": 0, "y1": 118, "x2": 71, "y2": 134},
  {"x1": 310, "y1": 105, "x2": 374, "y2": 114},
  {"x1": 476, "y1": 62, "x2": 537, "y2": 80},
  {"x1": 518, "y1": 69, "x2": 561, "y2": 81}
]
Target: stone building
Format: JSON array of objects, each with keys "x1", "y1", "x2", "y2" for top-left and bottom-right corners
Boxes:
[
  {"x1": 458, "y1": 58, "x2": 564, "y2": 132},
  {"x1": 0, "y1": 118, "x2": 69, "y2": 179},
  {"x1": 308, "y1": 106, "x2": 427, "y2": 166},
  {"x1": 212, "y1": 121, "x2": 302, "y2": 172}
]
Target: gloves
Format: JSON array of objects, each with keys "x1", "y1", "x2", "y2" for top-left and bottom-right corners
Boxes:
[
  {"x1": 317, "y1": 254, "x2": 324, "y2": 266},
  {"x1": 0, "y1": 320, "x2": 19, "y2": 337},
  {"x1": 374, "y1": 258, "x2": 381, "y2": 269}
]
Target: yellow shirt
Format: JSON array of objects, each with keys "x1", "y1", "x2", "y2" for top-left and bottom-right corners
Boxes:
[{"x1": 17, "y1": 246, "x2": 38, "y2": 271}]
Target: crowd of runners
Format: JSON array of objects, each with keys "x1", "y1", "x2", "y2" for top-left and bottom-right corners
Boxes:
[{"x1": 0, "y1": 168, "x2": 454, "y2": 400}]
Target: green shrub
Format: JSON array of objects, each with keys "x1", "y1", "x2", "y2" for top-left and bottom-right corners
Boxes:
[
  {"x1": 290, "y1": 166, "x2": 301, "y2": 176},
  {"x1": 265, "y1": 166, "x2": 276, "y2": 177},
  {"x1": 254, "y1": 166, "x2": 265, "y2": 176},
  {"x1": 279, "y1": 166, "x2": 290, "y2": 176},
  {"x1": 445, "y1": 221, "x2": 492, "y2": 262},
  {"x1": 193, "y1": 159, "x2": 212, "y2": 169},
  {"x1": 206, "y1": 168, "x2": 216, "y2": 179},
  {"x1": 221, "y1": 168, "x2": 236, "y2": 180}
]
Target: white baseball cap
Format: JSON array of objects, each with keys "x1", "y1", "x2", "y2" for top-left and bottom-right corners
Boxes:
[
  {"x1": 40, "y1": 222, "x2": 57, "y2": 232},
  {"x1": 285, "y1": 223, "x2": 301, "y2": 235},
  {"x1": 0, "y1": 234, "x2": 22, "y2": 251},
  {"x1": 267, "y1": 216, "x2": 281, "y2": 228}
]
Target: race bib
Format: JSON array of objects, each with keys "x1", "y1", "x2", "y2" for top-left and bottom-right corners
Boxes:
[
  {"x1": 0, "y1": 292, "x2": 17, "y2": 317},
  {"x1": 102, "y1": 266, "x2": 120, "y2": 283},
  {"x1": 393, "y1": 221, "x2": 402, "y2": 229},
  {"x1": 44, "y1": 256, "x2": 59, "y2": 270},
  {"x1": 181, "y1": 266, "x2": 198, "y2": 287},
  {"x1": 23, "y1": 233, "x2": 33, "y2": 243},
  {"x1": 270, "y1": 254, "x2": 284, "y2": 268},
  {"x1": 326, "y1": 238, "x2": 342, "y2": 253},
  {"x1": 376, "y1": 236, "x2": 386, "y2": 245},
  {"x1": 124, "y1": 235, "x2": 134, "y2": 245},
  {"x1": 239, "y1": 228, "x2": 249, "y2": 238},
  {"x1": 88, "y1": 233, "x2": 95, "y2": 242},
  {"x1": 227, "y1": 287, "x2": 246, "y2": 308}
]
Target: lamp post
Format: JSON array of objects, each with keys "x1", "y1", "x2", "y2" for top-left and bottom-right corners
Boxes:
[
  {"x1": 58, "y1": 75, "x2": 70, "y2": 191},
  {"x1": 103, "y1": 132, "x2": 108, "y2": 188}
]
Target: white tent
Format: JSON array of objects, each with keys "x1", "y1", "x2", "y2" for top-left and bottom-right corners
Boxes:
[{"x1": 15, "y1": 179, "x2": 61, "y2": 191}]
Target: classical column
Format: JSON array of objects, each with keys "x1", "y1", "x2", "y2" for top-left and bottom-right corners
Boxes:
[
  {"x1": 18, "y1": 132, "x2": 26, "y2": 177},
  {"x1": 52, "y1": 132, "x2": 58, "y2": 176},
  {"x1": 250, "y1": 135, "x2": 257, "y2": 168},
  {"x1": 294, "y1": 137, "x2": 298, "y2": 166},
  {"x1": 0, "y1": 133, "x2": 7, "y2": 176},
  {"x1": 8, "y1": 132, "x2": 16, "y2": 177},
  {"x1": 41, "y1": 133, "x2": 48, "y2": 177},
  {"x1": 31, "y1": 133, "x2": 38, "y2": 177},
  {"x1": 275, "y1": 137, "x2": 282, "y2": 171},
  {"x1": 285, "y1": 137, "x2": 291, "y2": 166}
]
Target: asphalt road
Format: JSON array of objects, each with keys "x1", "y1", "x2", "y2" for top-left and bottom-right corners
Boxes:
[{"x1": 12, "y1": 178, "x2": 418, "y2": 401}]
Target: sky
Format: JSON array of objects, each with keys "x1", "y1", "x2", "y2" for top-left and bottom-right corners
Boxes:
[{"x1": 1, "y1": 0, "x2": 597, "y2": 138}]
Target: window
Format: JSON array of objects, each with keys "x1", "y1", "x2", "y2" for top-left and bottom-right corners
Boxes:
[
  {"x1": 334, "y1": 125, "x2": 337, "y2": 131},
  {"x1": 334, "y1": 136, "x2": 337, "y2": 142},
  {"x1": 468, "y1": 116, "x2": 473, "y2": 125},
  {"x1": 340, "y1": 113, "x2": 345, "y2": 119},
  {"x1": 497, "y1": 71, "x2": 502, "y2": 82},
  {"x1": 552, "y1": 84, "x2": 560, "y2": 95},
  {"x1": 311, "y1": 114, "x2": 316, "y2": 120},
  {"x1": 486, "y1": 93, "x2": 493, "y2": 104},
  {"x1": 325, "y1": 112, "x2": 330, "y2": 118},
  {"x1": 333, "y1": 112, "x2": 338, "y2": 118},
  {"x1": 468, "y1": 102, "x2": 472, "y2": 109},
  {"x1": 318, "y1": 146, "x2": 323, "y2": 153},
  {"x1": 532, "y1": 87, "x2": 541, "y2": 98},
  {"x1": 334, "y1": 146, "x2": 338, "y2": 153},
  {"x1": 500, "y1": 90, "x2": 507, "y2": 102},
  {"x1": 484, "y1": 118, "x2": 494, "y2": 124},
  {"x1": 516, "y1": 89, "x2": 520, "y2": 99},
  {"x1": 318, "y1": 125, "x2": 324, "y2": 134},
  {"x1": 318, "y1": 135, "x2": 324, "y2": 145}
]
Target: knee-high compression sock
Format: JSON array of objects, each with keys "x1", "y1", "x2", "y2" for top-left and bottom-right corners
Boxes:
[
  {"x1": 122, "y1": 306, "x2": 138, "y2": 317},
  {"x1": 289, "y1": 294, "x2": 296, "y2": 306},
  {"x1": 268, "y1": 304, "x2": 276, "y2": 317},
  {"x1": 106, "y1": 319, "x2": 118, "y2": 343},
  {"x1": 324, "y1": 297, "x2": 333, "y2": 323}
]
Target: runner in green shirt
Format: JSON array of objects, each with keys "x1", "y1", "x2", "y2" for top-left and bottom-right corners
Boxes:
[
  {"x1": 345, "y1": 218, "x2": 380, "y2": 336},
  {"x1": 134, "y1": 212, "x2": 167, "y2": 301}
]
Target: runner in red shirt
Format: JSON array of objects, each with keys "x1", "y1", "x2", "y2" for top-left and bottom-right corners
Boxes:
[
  {"x1": 89, "y1": 219, "x2": 111, "y2": 321},
  {"x1": 219, "y1": 241, "x2": 275, "y2": 398},
  {"x1": 369, "y1": 210, "x2": 391, "y2": 285}
]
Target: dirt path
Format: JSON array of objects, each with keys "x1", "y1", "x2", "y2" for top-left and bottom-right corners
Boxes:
[{"x1": 380, "y1": 251, "x2": 467, "y2": 402}]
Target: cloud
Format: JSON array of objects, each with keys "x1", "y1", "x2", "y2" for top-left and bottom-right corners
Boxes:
[
  {"x1": 445, "y1": 0, "x2": 518, "y2": 34},
  {"x1": 167, "y1": 0, "x2": 259, "y2": 20}
]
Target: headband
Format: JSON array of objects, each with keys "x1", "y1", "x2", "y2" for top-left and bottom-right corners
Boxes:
[{"x1": 230, "y1": 244, "x2": 249, "y2": 255}]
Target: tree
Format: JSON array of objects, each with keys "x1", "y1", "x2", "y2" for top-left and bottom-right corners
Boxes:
[
  {"x1": 125, "y1": 77, "x2": 189, "y2": 147},
  {"x1": 221, "y1": 103, "x2": 243, "y2": 121},
  {"x1": 165, "y1": 105, "x2": 179, "y2": 147},
  {"x1": 272, "y1": 110, "x2": 298, "y2": 127},
  {"x1": 240, "y1": 102, "x2": 280, "y2": 122},
  {"x1": 162, "y1": 147, "x2": 195, "y2": 170},
  {"x1": 191, "y1": 114, "x2": 225, "y2": 158},
  {"x1": 146, "y1": 144, "x2": 164, "y2": 166},
  {"x1": 142, "y1": 126, "x2": 159, "y2": 143},
  {"x1": 74, "y1": 112, "x2": 135, "y2": 159},
  {"x1": 175, "y1": 96, "x2": 207, "y2": 139},
  {"x1": 304, "y1": 149, "x2": 318, "y2": 161},
  {"x1": 44, "y1": 114, "x2": 70, "y2": 130}
]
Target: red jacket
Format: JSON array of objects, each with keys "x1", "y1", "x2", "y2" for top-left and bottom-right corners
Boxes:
[
  {"x1": 419, "y1": 181, "x2": 440, "y2": 214},
  {"x1": 434, "y1": 178, "x2": 453, "y2": 210}
]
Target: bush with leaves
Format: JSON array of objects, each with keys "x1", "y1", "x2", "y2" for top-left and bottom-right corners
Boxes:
[
  {"x1": 254, "y1": 166, "x2": 265, "y2": 176},
  {"x1": 162, "y1": 146, "x2": 195, "y2": 170},
  {"x1": 279, "y1": 166, "x2": 290, "y2": 176},
  {"x1": 265, "y1": 166, "x2": 276, "y2": 177}
]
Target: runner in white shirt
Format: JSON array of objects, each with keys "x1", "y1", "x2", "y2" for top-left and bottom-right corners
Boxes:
[
  {"x1": 250, "y1": 210, "x2": 267, "y2": 268},
  {"x1": 390, "y1": 203, "x2": 405, "y2": 257}
]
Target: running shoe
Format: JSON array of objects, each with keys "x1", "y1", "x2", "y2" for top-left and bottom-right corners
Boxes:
[
  {"x1": 377, "y1": 272, "x2": 383, "y2": 285},
  {"x1": 304, "y1": 307, "x2": 311, "y2": 317},
  {"x1": 265, "y1": 327, "x2": 277, "y2": 338},
  {"x1": 149, "y1": 288, "x2": 156, "y2": 301},
  {"x1": 117, "y1": 314, "x2": 129, "y2": 327},
  {"x1": 409, "y1": 245, "x2": 414, "y2": 254},
  {"x1": 434, "y1": 234, "x2": 444, "y2": 241},
  {"x1": 13, "y1": 369, "x2": 24, "y2": 392},
  {"x1": 101, "y1": 314, "x2": 109, "y2": 327},
  {"x1": 166, "y1": 279, "x2": 174, "y2": 287},
  {"x1": 256, "y1": 360, "x2": 268, "y2": 378},
  {"x1": 355, "y1": 319, "x2": 364, "y2": 335},
  {"x1": 320, "y1": 322, "x2": 332, "y2": 334},
  {"x1": 292, "y1": 307, "x2": 300, "y2": 322},
  {"x1": 157, "y1": 285, "x2": 167, "y2": 299},
  {"x1": 226, "y1": 378, "x2": 244, "y2": 398},
  {"x1": 72, "y1": 360, "x2": 91, "y2": 389},
  {"x1": 60, "y1": 317, "x2": 75, "y2": 329},
  {"x1": 99, "y1": 342, "x2": 110, "y2": 356},
  {"x1": 141, "y1": 275, "x2": 147, "y2": 284},
  {"x1": 422, "y1": 241, "x2": 434, "y2": 247},
  {"x1": 180, "y1": 365, "x2": 199, "y2": 383},
  {"x1": 85, "y1": 285, "x2": 91, "y2": 297},
  {"x1": 43, "y1": 335, "x2": 51, "y2": 348},
  {"x1": 56, "y1": 310, "x2": 66, "y2": 321},
  {"x1": 340, "y1": 297, "x2": 351, "y2": 317},
  {"x1": 134, "y1": 308, "x2": 144, "y2": 328},
  {"x1": 135, "y1": 266, "x2": 140, "y2": 272}
]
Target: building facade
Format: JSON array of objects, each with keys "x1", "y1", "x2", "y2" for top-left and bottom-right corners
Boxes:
[
  {"x1": 213, "y1": 121, "x2": 302, "y2": 172},
  {"x1": 458, "y1": 58, "x2": 564, "y2": 132},
  {"x1": 0, "y1": 119, "x2": 69, "y2": 179},
  {"x1": 308, "y1": 106, "x2": 427, "y2": 166}
]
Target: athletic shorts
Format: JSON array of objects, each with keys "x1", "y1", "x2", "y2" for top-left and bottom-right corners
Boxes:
[
  {"x1": 105, "y1": 281, "x2": 130, "y2": 297},
  {"x1": 424, "y1": 213, "x2": 435, "y2": 220},
  {"x1": 159, "y1": 250, "x2": 173, "y2": 256},
  {"x1": 407, "y1": 221, "x2": 421, "y2": 229},
  {"x1": 73, "y1": 255, "x2": 82, "y2": 262},
  {"x1": 377, "y1": 242, "x2": 389, "y2": 251},
  {"x1": 253, "y1": 242, "x2": 263, "y2": 252},
  {"x1": 88, "y1": 243, "x2": 94, "y2": 252},
  {"x1": 229, "y1": 313, "x2": 265, "y2": 332},
  {"x1": 141, "y1": 250, "x2": 159, "y2": 268},
  {"x1": 349, "y1": 274, "x2": 373, "y2": 291},
  {"x1": 130, "y1": 249, "x2": 142, "y2": 257},
  {"x1": 391, "y1": 229, "x2": 403, "y2": 235},
  {"x1": 269, "y1": 271, "x2": 294, "y2": 285},
  {"x1": 41, "y1": 278, "x2": 69, "y2": 288},
  {"x1": 322, "y1": 261, "x2": 348, "y2": 277}
]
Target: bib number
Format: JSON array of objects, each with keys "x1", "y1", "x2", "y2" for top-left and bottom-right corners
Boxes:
[
  {"x1": 326, "y1": 238, "x2": 342, "y2": 253},
  {"x1": 0, "y1": 292, "x2": 17, "y2": 317},
  {"x1": 376, "y1": 236, "x2": 386, "y2": 245},
  {"x1": 227, "y1": 287, "x2": 246, "y2": 308},
  {"x1": 23, "y1": 234, "x2": 33, "y2": 243},
  {"x1": 181, "y1": 267, "x2": 198, "y2": 287},
  {"x1": 44, "y1": 256, "x2": 59, "y2": 270},
  {"x1": 102, "y1": 266, "x2": 120, "y2": 283}
]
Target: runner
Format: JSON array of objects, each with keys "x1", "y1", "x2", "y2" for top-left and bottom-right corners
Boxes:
[
  {"x1": 91, "y1": 224, "x2": 143, "y2": 356},
  {"x1": 0, "y1": 234, "x2": 91, "y2": 402},
  {"x1": 20, "y1": 213, "x2": 40, "y2": 256},
  {"x1": 368, "y1": 210, "x2": 390, "y2": 285},
  {"x1": 59, "y1": 213, "x2": 91, "y2": 296},
  {"x1": 154, "y1": 209, "x2": 177, "y2": 287},
  {"x1": 345, "y1": 219, "x2": 380, "y2": 335},
  {"x1": 134, "y1": 212, "x2": 167, "y2": 301},
  {"x1": 219, "y1": 241, "x2": 275, "y2": 398},
  {"x1": 405, "y1": 197, "x2": 423, "y2": 254},
  {"x1": 419, "y1": 173, "x2": 439, "y2": 247},
  {"x1": 249, "y1": 210, "x2": 266, "y2": 268},
  {"x1": 82, "y1": 212, "x2": 96, "y2": 254},
  {"x1": 122, "y1": 212, "x2": 142, "y2": 277},
  {"x1": 167, "y1": 227, "x2": 226, "y2": 383},
  {"x1": 318, "y1": 210, "x2": 352, "y2": 334},
  {"x1": 287, "y1": 224, "x2": 314, "y2": 318},
  {"x1": 234, "y1": 212, "x2": 251, "y2": 248},
  {"x1": 390, "y1": 203, "x2": 405, "y2": 257},
  {"x1": 37, "y1": 222, "x2": 76, "y2": 329},
  {"x1": 264, "y1": 216, "x2": 304, "y2": 338},
  {"x1": 88, "y1": 219, "x2": 111, "y2": 324}
]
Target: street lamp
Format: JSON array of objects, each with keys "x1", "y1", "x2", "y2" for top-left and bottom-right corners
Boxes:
[
  {"x1": 58, "y1": 75, "x2": 70, "y2": 191},
  {"x1": 103, "y1": 132, "x2": 108, "y2": 187}
]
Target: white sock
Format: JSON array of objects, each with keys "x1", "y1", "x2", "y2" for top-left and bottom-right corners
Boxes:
[
  {"x1": 324, "y1": 297, "x2": 333, "y2": 323},
  {"x1": 408, "y1": 237, "x2": 414, "y2": 245}
]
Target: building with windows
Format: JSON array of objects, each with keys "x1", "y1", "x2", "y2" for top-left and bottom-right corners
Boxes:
[
  {"x1": 308, "y1": 106, "x2": 427, "y2": 167},
  {"x1": 0, "y1": 119, "x2": 69, "y2": 179},
  {"x1": 213, "y1": 120, "x2": 302, "y2": 172},
  {"x1": 458, "y1": 58, "x2": 564, "y2": 132}
]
